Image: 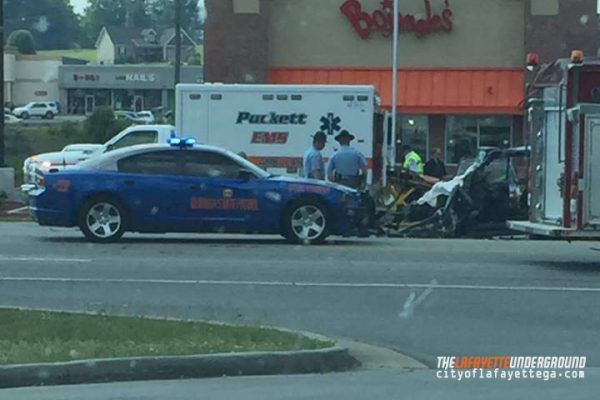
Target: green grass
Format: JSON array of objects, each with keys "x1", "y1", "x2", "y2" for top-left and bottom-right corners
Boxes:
[
  {"x1": 36, "y1": 46, "x2": 203, "y2": 64},
  {"x1": 37, "y1": 48, "x2": 97, "y2": 63},
  {"x1": 0, "y1": 309, "x2": 332, "y2": 365},
  {"x1": 0, "y1": 215, "x2": 32, "y2": 222},
  {"x1": 5, "y1": 123, "x2": 88, "y2": 185}
]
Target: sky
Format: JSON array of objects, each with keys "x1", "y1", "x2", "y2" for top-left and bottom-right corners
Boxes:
[{"x1": 70, "y1": 0, "x2": 87, "y2": 15}]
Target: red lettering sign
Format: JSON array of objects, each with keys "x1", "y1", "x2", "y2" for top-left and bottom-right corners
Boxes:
[
  {"x1": 288, "y1": 184, "x2": 331, "y2": 194},
  {"x1": 190, "y1": 197, "x2": 259, "y2": 211},
  {"x1": 251, "y1": 131, "x2": 289, "y2": 144},
  {"x1": 340, "y1": 0, "x2": 453, "y2": 39}
]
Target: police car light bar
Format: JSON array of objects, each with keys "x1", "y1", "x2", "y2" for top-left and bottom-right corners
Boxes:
[{"x1": 167, "y1": 135, "x2": 196, "y2": 148}]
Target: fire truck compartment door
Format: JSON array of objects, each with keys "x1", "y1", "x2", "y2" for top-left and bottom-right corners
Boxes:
[
  {"x1": 585, "y1": 116, "x2": 600, "y2": 225},
  {"x1": 543, "y1": 111, "x2": 563, "y2": 221}
]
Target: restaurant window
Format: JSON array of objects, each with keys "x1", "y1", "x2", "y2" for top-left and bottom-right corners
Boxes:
[
  {"x1": 397, "y1": 115, "x2": 428, "y2": 162},
  {"x1": 445, "y1": 116, "x2": 512, "y2": 164}
]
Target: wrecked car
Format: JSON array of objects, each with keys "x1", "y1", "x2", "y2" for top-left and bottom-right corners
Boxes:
[{"x1": 387, "y1": 147, "x2": 529, "y2": 238}]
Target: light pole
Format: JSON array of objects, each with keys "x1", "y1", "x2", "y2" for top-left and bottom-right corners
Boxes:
[
  {"x1": 0, "y1": 0, "x2": 5, "y2": 167},
  {"x1": 390, "y1": 0, "x2": 399, "y2": 174},
  {"x1": 174, "y1": 0, "x2": 182, "y2": 85}
]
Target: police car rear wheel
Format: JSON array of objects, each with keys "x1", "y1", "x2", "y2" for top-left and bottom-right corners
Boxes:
[
  {"x1": 79, "y1": 197, "x2": 126, "y2": 243},
  {"x1": 283, "y1": 201, "x2": 329, "y2": 244}
]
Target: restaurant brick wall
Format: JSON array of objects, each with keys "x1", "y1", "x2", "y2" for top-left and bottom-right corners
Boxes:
[
  {"x1": 525, "y1": 0, "x2": 597, "y2": 63},
  {"x1": 204, "y1": 0, "x2": 270, "y2": 83}
]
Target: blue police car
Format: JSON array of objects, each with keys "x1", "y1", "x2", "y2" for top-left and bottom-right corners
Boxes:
[{"x1": 28, "y1": 138, "x2": 368, "y2": 244}]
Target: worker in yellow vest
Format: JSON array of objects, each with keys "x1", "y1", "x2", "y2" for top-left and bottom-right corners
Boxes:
[{"x1": 401, "y1": 144, "x2": 424, "y2": 175}]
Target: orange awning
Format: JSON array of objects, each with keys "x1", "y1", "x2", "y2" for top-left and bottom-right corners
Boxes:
[{"x1": 268, "y1": 66, "x2": 524, "y2": 115}]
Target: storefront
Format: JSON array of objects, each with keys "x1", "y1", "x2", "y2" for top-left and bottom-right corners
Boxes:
[
  {"x1": 204, "y1": 0, "x2": 597, "y2": 167},
  {"x1": 59, "y1": 65, "x2": 203, "y2": 115}
]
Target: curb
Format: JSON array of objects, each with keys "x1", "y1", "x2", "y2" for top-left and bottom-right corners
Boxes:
[{"x1": 0, "y1": 347, "x2": 359, "y2": 389}]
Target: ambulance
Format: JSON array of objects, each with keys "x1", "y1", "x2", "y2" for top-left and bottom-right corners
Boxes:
[{"x1": 175, "y1": 84, "x2": 389, "y2": 184}]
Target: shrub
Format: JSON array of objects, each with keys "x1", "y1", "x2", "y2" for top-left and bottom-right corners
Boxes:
[
  {"x1": 84, "y1": 107, "x2": 127, "y2": 143},
  {"x1": 48, "y1": 122, "x2": 84, "y2": 141},
  {"x1": 6, "y1": 30, "x2": 36, "y2": 55}
]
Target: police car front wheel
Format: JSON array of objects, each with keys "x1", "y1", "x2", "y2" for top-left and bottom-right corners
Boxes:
[
  {"x1": 78, "y1": 196, "x2": 126, "y2": 243},
  {"x1": 283, "y1": 200, "x2": 329, "y2": 244}
]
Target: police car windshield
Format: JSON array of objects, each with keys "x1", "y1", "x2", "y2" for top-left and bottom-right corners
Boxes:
[{"x1": 224, "y1": 150, "x2": 271, "y2": 178}]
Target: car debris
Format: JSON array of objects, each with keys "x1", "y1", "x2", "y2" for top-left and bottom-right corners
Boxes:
[{"x1": 381, "y1": 147, "x2": 529, "y2": 238}]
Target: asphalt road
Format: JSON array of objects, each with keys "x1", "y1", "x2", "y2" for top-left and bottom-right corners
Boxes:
[
  {"x1": 4, "y1": 369, "x2": 600, "y2": 400},
  {"x1": 0, "y1": 222, "x2": 599, "y2": 398}
]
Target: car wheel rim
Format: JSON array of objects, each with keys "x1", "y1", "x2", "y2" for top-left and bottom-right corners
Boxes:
[
  {"x1": 291, "y1": 205, "x2": 325, "y2": 240},
  {"x1": 86, "y1": 203, "x2": 121, "y2": 238}
]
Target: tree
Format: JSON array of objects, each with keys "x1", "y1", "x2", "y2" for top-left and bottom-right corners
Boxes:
[
  {"x1": 84, "y1": 107, "x2": 130, "y2": 143},
  {"x1": 148, "y1": 0, "x2": 202, "y2": 41},
  {"x1": 80, "y1": 0, "x2": 151, "y2": 48},
  {"x1": 187, "y1": 52, "x2": 202, "y2": 65},
  {"x1": 79, "y1": 0, "x2": 203, "y2": 48},
  {"x1": 4, "y1": 0, "x2": 79, "y2": 50},
  {"x1": 80, "y1": 0, "x2": 127, "y2": 48},
  {"x1": 6, "y1": 30, "x2": 36, "y2": 54}
]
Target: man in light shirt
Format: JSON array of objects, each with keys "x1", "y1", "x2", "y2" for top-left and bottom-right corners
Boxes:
[{"x1": 302, "y1": 131, "x2": 327, "y2": 179}]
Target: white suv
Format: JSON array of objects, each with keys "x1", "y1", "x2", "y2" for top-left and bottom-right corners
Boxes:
[{"x1": 13, "y1": 102, "x2": 58, "y2": 119}]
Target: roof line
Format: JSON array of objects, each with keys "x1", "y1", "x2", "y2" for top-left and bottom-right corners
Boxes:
[{"x1": 269, "y1": 65, "x2": 524, "y2": 72}]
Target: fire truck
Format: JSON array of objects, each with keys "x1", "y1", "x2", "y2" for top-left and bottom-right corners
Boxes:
[{"x1": 508, "y1": 51, "x2": 600, "y2": 238}]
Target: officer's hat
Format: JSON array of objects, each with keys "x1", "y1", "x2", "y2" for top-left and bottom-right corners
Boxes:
[
  {"x1": 312, "y1": 131, "x2": 327, "y2": 142},
  {"x1": 334, "y1": 130, "x2": 355, "y2": 142}
]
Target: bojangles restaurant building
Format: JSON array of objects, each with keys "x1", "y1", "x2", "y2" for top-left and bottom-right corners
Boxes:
[{"x1": 205, "y1": 0, "x2": 596, "y2": 166}]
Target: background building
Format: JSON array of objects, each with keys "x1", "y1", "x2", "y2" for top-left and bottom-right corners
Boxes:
[
  {"x1": 204, "y1": 0, "x2": 598, "y2": 166},
  {"x1": 3, "y1": 53, "x2": 65, "y2": 106},
  {"x1": 59, "y1": 65, "x2": 203, "y2": 115},
  {"x1": 96, "y1": 26, "x2": 197, "y2": 65}
]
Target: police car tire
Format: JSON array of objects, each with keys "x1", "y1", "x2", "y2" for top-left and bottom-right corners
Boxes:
[
  {"x1": 78, "y1": 195, "x2": 127, "y2": 243},
  {"x1": 282, "y1": 199, "x2": 330, "y2": 244}
]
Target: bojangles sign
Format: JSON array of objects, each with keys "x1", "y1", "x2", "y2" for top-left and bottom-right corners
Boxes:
[{"x1": 340, "y1": 0, "x2": 454, "y2": 39}]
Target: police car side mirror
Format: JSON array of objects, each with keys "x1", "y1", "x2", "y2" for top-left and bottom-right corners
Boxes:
[{"x1": 238, "y1": 169, "x2": 255, "y2": 181}]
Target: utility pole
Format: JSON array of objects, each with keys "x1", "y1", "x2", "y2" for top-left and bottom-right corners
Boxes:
[
  {"x1": 174, "y1": 0, "x2": 182, "y2": 85},
  {"x1": 390, "y1": 0, "x2": 399, "y2": 175},
  {"x1": 0, "y1": 0, "x2": 5, "y2": 167}
]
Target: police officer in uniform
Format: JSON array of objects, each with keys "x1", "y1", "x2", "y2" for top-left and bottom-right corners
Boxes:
[
  {"x1": 302, "y1": 131, "x2": 327, "y2": 179},
  {"x1": 326, "y1": 130, "x2": 367, "y2": 189}
]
